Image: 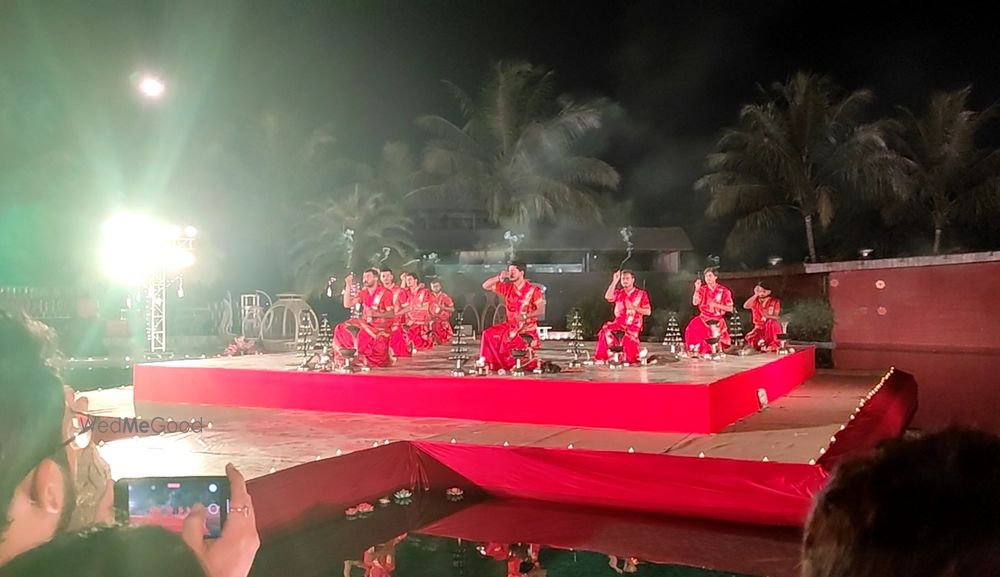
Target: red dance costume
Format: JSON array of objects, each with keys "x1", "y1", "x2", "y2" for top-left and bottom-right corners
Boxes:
[
  {"x1": 595, "y1": 287, "x2": 651, "y2": 363},
  {"x1": 361, "y1": 534, "x2": 405, "y2": 577},
  {"x1": 684, "y1": 282, "x2": 734, "y2": 354},
  {"x1": 480, "y1": 281, "x2": 543, "y2": 371},
  {"x1": 404, "y1": 285, "x2": 435, "y2": 351},
  {"x1": 746, "y1": 295, "x2": 782, "y2": 351},
  {"x1": 333, "y1": 285, "x2": 394, "y2": 367},
  {"x1": 385, "y1": 284, "x2": 412, "y2": 358},
  {"x1": 481, "y1": 542, "x2": 540, "y2": 577},
  {"x1": 429, "y1": 290, "x2": 455, "y2": 344}
]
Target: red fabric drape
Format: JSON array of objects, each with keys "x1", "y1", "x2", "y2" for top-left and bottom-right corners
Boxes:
[
  {"x1": 817, "y1": 369, "x2": 918, "y2": 471},
  {"x1": 412, "y1": 442, "x2": 828, "y2": 526},
  {"x1": 242, "y1": 365, "x2": 916, "y2": 535}
]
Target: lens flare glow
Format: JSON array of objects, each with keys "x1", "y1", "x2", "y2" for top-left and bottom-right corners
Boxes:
[
  {"x1": 101, "y1": 213, "x2": 196, "y2": 285},
  {"x1": 138, "y1": 75, "x2": 166, "y2": 98}
]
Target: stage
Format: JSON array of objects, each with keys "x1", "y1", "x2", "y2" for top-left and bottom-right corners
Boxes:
[
  {"x1": 133, "y1": 342, "x2": 816, "y2": 433},
  {"x1": 89, "y1": 340, "x2": 916, "y2": 531}
]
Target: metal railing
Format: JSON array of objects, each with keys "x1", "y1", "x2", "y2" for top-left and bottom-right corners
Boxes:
[{"x1": 0, "y1": 287, "x2": 79, "y2": 319}]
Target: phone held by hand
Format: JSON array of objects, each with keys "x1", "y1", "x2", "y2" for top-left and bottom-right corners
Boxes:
[{"x1": 114, "y1": 476, "x2": 231, "y2": 538}]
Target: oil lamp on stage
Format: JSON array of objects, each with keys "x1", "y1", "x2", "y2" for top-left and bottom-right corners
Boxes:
[
  {"x1": 298, "y1": 313, "x2": 334, "y2": 372},
  {"x1": 521, "y1": 333, "x2": 543, "y2": 375},
  {"x1": 448, "y1": 312, "x2": 471, "y2": 376},
  {"x1": 451, "y1": 355, "x2": 468, "y2": 377},
  {"x1": 662, "y1": 312, "x2": 684, "y2": 356},
  {"x1": 316, "y1": 316, "x2": 333, "y2": 371},
  {"x1": 705, "y1": 320, "x2": 725, "y2": 361},
  {"x1": 776, "y1": 319, "x2": 794, "y2": 355},
  {"x1": 565, "y1": 309, "x2": 589, "y2": 368},
  {"x1": 510, "y1": 334, "x2": 536, "y2": 376},
  {"x1": 510, "y1": 348, "x2": 528, "y2": 376},
  {"x1": 335, "y1": 325, "x2": 361, "y2": 373},
  {"x1": 296, "y1": 310, "x2": 316, "y2": 371},
  {"x1": 728, "y1": 311, "x2": 750, "y2": 356},
  {"x1": 607, "y1": 329, "x2": 626, "y2": 370}
]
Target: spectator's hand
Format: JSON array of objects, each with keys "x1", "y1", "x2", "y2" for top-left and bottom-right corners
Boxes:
[
  {"x1": 95, "y1": 479, "x2": 115, "y2": 524},
  {"x1": 612, "y1": 270, "x2": 621, "y2": 283},
  {"x1": 182, "y1": 463, "x2": 260, "y2": 577},
  {"x1": 694, "y1": 279, "x2": 702, "y2": 291}
]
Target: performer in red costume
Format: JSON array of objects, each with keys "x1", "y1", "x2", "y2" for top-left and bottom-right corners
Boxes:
[
  {"x1": 401, "y1": 272, "x2": 435, "y2": 351},
  {"x1": 479, "y1": 261, "x2": 545, "y2": 372},
  {"x1": 683, "y1": 267, "x2": 734, "y2": 354},
  {"x1": 428, "y1": 279, "x2": 455, "y2": 344},
  {"x1": 344, "y1": 534, "x2": 407, "y2": 577},
  {"x1": 380, "y1": 268, "x2": 412, "y2": 358},
  {"x1": 594, "y1": 270, "x2": 651, "y2": 363},
  {"x1": 333, "y1": 268, "x2": 394, "y2": 367},
  {"x1": 744, "y1": 282, "x2": 783, "y2": 351}
]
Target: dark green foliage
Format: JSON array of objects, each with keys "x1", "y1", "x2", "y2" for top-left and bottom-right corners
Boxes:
[{"x1": 785, "y1": 299, "x2": 834, "y2": 342}]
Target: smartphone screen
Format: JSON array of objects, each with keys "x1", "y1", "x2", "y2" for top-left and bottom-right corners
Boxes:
[{"x1": 115, "y1": 476, "x2": 230, "y2": 538}]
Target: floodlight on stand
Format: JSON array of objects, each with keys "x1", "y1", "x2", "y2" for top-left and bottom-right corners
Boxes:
[{"x1": 99, "y1": 212, "x2": 197, "y2": 353}]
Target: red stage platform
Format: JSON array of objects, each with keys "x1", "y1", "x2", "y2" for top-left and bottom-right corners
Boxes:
[{"x1": 134, "y1": 344, "x2": 816, "y2": 433}]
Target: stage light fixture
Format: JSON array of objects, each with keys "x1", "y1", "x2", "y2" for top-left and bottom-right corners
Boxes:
[
  {"x1": 138, "y1": 75, "x2": 166, "y2": 99},
  {"x1": 101, "y1": 212, "x2": 196, "y2": 353}
]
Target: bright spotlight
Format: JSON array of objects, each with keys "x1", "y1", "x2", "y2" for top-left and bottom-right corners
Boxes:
[
  {"x1": 164, "y1": 224, "x2": 182, "y2": 240},
  {"x1": 138, "y1": 75, "x2": 166, "y2": 99},
  {"x1": 184, "y1": 226, "x2": 197, "y2": 238},
  {"x1": 100, "y1": 213, "x2": 195, "y2": 285}
]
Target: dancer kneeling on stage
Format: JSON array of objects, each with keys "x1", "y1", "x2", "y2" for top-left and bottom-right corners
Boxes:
[
  {"x1": 380, "y1": 269, "x2": 412, "y2": 358},
  {"x1": 333, "y1": 269, "x2": 395, "y2": 368},
  {"x1": 479, "y1": 261, "x2": 545, "y2": 373},
  {"x1": 744, "y1": 282, "x2": 782, "y2": 351},
  {"x1": 429, "y1": 279, "x2": 455, "y2": 345},
  {"x1": 401, "y1": 272, "x2": 435, "y2": 351},
  {"x1": 595, "y1": 270, "x2": 651, "y2": 364},
  {"x1": 684, "y1": 267, "x2": 734, "y2": 354}
]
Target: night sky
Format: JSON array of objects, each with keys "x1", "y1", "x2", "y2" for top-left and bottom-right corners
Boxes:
[{"x1": 1, "y1": 0, "x2": 997, "y2": 281}]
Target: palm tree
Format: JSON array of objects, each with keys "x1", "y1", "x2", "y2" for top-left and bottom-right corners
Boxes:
[
  {"x1": 289, "y1": 143, "x2": 419, "y2": 295},
  {"x1": 697, "y1": 72, "x2": 903, "y2": 262},
  {"x1": 882, "y1": 87, "x2": 1000, "y2": 253},
  {"x1": 375, "y1": 140, "x2": 419, "y2": 200},
  {"x1": 291, "y1": 185, "x2": 414, "y2": 295},
  {"x1": 411, "y1": 61, "x2": 619, "y2": 226}
]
